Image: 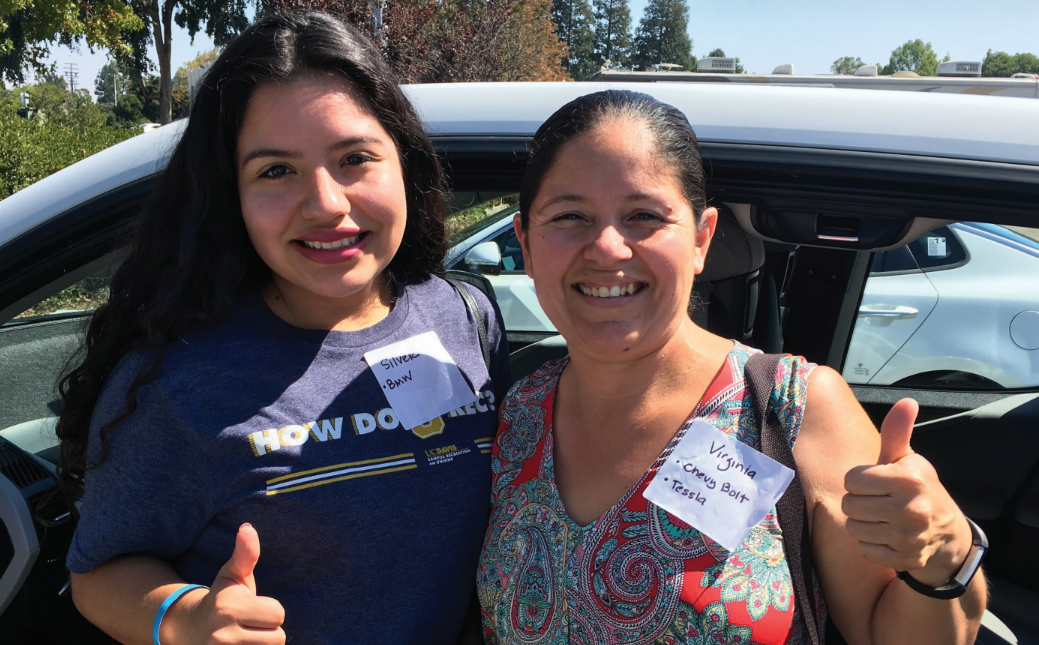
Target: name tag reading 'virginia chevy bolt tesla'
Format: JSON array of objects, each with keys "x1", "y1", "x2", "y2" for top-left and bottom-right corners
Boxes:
[
  {"x1": 364, "y1": 331, "x2": 478, "y2": 431},
  {"x1": 643, "y1": 420, "x2": 795, "y2": 551}
]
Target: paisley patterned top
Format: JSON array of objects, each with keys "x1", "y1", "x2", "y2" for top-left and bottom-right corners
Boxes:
[{"x1": 477, "y1": 342, "x2": 824, "y2": 645}]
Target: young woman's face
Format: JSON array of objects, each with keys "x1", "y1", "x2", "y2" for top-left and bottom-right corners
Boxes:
[
  {"x1": 236, "y1": 76, "x2": 407, "y2": 303},
  {"x1": 517, "y1": 117, "x2": 716, "y2": 360}
]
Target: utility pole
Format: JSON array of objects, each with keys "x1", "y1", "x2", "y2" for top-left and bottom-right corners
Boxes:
[{"x1": 64, "y1": 62, "x2": 79, "y2": 94}]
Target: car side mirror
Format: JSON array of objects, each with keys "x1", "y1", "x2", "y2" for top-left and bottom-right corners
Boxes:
[{"x1": 464, "y1": 242, "x2": 502, "y2": 276}]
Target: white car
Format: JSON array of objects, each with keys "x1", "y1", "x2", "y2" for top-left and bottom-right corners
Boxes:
[
  {"x1": 0, "y1": 82, "x2": 1037, "y2": 644},
  {"x1": 845, "y1": 223, "x2": 1039, "y2": 388}
]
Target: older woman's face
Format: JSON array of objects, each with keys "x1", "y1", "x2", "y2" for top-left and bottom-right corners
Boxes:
[{"x1": 517, "y1": 117, "x2": 716, "y2": 360}]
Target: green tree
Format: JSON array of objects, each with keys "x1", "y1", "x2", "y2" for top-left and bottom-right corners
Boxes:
[
  {"x1": 0, "y1": 80, "x2": 138, "y2": 198},
  {"x1": 705, "y1": 47, "x2": 743, "y2": 73},
  {"x1": 94, "y1": 59, "x2": 153, "y2": 126},
  {"x1": 881, "y1": 39, "x2": 939, "y2": 76},
  {"x1": 831, "y1": 55, "x2": 864, "y2": 75},
  {"x1": 981, "y1": 49, "x2": 1039, "y2": 77},
  {"x1": 551, "y1": 0, "x2": 598, "y2": 80},
  {"x1": 0, "y1": 0, "x2": 141, "y2": 85},
  {"x1": 171, "y1": 47, "x2": 219, "y2": 117},
  {"x1": 631, "y1": 0, "x2": 693, "y2": 72},
  {"x1": 593, "y1": 0, "x2": 632, "y2": 70},
  {"x1": 1, "y1": 0, "x2": 256, "y2": 124}
]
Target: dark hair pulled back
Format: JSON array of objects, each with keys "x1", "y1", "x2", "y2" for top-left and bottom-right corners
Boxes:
[
  {"x1": 519, "y1": 90, "x2": 707, "y2": 228},
  {"x1": 55, "y1": 12, "x2": 446, "y2": 505}
]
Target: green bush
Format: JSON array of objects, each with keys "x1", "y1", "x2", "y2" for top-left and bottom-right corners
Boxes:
[{"x1": 0, "y1": 85, "x2": 139, "y2": 200}]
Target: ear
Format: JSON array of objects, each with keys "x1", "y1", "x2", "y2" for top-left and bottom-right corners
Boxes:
[
  {"x1": 692, "y1": 207, "x2": 718, "y2": 275},
  {"x1": 514, "y1": 214, "x2": 534, "y2": 278}
]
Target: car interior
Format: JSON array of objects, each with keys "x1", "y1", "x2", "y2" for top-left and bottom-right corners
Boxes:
[{"x1": 0, "y1": 134, "x2": 1037, "y2": 644}]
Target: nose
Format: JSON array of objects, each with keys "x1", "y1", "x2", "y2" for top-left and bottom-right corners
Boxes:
[
  {"x1": 302, "y1": 166, "x2": 349, "y2": 220},
  {"x1": 583, "y1": 224, "x2": 633, "y2": 266}
]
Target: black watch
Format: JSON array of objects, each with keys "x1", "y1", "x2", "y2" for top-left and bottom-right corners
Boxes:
[{"x1": 896, "y1": 516, "x2": 988, "y2": 600}]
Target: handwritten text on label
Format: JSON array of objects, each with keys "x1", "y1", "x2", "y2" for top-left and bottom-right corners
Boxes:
[
  {"x1": 364, "y1": 332, "x2": 478, "y2": 431},
  {"x1": 643, "y1": 420, "x2": 794, "y2": 551}
]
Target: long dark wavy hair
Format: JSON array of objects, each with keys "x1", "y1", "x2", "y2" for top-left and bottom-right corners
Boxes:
[{"x1": 55, "y1": 12, "x2": 447, "y2": 506}]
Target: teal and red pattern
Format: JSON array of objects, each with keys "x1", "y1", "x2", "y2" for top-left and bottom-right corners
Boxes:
[{"x1": 477, "y1": 343, "x2": 823, "y2": 644}]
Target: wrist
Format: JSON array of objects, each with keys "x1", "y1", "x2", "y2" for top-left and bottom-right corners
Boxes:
[
  {"x1": 909, "y1": 513, "x2": 974, "y2": 588},
  {"x1": 157, "y1": 585, "x2": 209, "y2": 645}
]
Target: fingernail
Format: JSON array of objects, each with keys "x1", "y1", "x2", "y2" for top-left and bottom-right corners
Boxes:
[{"x1": 241, "y1": 523, "x2": 252, "y2": 529}]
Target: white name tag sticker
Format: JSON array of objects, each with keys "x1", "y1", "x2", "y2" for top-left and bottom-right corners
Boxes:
[
  {"x1": 364, "y1": 331, "x2": 478, "y2": 430},
  {"x1": 643, "y1": 420, "x2": 795, "y2": 552}
]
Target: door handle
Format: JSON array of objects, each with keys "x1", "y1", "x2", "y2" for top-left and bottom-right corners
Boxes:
[{"x1": 858, "y1": 305, "x2": 919, "y2": 319}]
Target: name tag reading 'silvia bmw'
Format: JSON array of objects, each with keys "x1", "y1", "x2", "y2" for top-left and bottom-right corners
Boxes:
[
  {"x1": 643, "y1": 420, "x2": 795, "y2": 551},
  {"x1": 364, "y1": 331, "x2": 478, "y2": 430}
]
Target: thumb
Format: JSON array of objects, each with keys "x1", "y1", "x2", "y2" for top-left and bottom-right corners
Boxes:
[
  {"x1": 878, "y1": 398, "x2": 919, "y2": 465},
  {"x1": 212, "y1": 523, "x2": 259, "y2": 595}
]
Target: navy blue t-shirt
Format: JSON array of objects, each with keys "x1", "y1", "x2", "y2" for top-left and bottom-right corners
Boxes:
[{"x1": 67, "y1": 277, "x2": 511, "y2": 644}]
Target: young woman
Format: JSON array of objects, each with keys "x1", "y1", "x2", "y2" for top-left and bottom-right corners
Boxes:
[
  {"x1": 58, "y1": 13, "x2": 509, "y2": 645},
  {"x1": 478, "y1": 91, "x2": 986, "y2": 644}
]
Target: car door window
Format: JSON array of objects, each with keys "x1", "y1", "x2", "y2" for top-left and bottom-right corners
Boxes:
[
  {"x1": 0, "y1": 265, "x2": 115, "y2": 443},
  {"x1": 844, "y1": 223, "x2": 1039, "y2": 390},
  {"x1": 494, "y1": 227, "x2": 525, "y2": 273}
]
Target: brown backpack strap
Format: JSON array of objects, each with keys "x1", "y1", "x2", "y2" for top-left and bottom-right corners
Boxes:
[{"x1": 745, "y1": 352, "x2": 822, "y2": 645}]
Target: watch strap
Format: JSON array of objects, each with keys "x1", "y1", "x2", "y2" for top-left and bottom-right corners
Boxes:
[{"x1": 896, "y1": 516, "x2": 987, "y2": 600}]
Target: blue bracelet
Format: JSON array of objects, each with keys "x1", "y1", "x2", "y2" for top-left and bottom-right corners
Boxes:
[{"x1": 152, "y1": 584, "x2": 208, "y2": 645}]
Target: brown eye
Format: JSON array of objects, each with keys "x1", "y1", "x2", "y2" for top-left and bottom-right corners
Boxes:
[{"x1": 260, "y1": 164, "x2": 291, "y2": 180}]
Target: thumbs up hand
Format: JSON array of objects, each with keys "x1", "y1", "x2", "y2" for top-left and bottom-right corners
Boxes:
[
  {"x1": 175, "y1": 524, "x2": 286, "y2": 645},
  {"x1": 842, "y1": 399, "x2": 974, "y2": 587}
]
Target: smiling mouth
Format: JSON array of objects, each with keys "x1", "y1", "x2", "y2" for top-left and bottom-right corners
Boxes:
[
  {"x1": 575, "y1": 282, "x2": 645, "y2": 298},
  {"x1": 295, "y1": 232, "x2": 366, "y2": 250}
]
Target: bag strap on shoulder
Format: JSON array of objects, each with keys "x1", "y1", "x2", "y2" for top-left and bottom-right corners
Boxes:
[
  {"x1": 745, "y1": 352, "x2": 822, "y2": 645},
  {"x1": 446, "y1": 276, "x2": 491, "y2": 372}
]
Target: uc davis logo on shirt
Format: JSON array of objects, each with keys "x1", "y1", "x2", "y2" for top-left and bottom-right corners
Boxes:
[{"x1": 247, "y1": 389, "x2": 495, "y2": 456}]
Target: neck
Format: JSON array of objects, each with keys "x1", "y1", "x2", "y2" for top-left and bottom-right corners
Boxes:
[
  {"x1": 561, "y1": 320, "x2": 730, "y2": 413},
  {"x1": 263, "y1": 274, "x2": 395, "y2": 332}
]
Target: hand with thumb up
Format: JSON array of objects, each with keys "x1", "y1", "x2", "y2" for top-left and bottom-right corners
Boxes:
[
  {"x1": 841, "y1": 399, "x2": 974, "y2": 588},
  {"x1": 165, "y1": 524, "x2": 286, "y2": 645}
]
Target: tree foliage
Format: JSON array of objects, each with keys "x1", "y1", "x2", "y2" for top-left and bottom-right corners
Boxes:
[
  {"x1": 550, "y1": 0, "x2": 596, "y2": 79},
  {"x1": 982, "y1": 49, "x2": 1039, "y2": 77},
  {"x1": 831, "y1": 55, "x2": 864, "y2": 75},
  {"x1": 1, "y1": 0, "x2": 256, "y2": 124},
  {"x1": 0, "y1": 79, "x2": 137, "y2": 199},
  {"x1": 0, "y1": 0, "x2": 142, "y2": 85},
  {"x1": 631, "y1": 0, "x2": 693, "y2": 72},
  {"x1": 882, "y1": 39, "x2": 938, "y2": 76},
  {"x1": 267, "y1": 0, "x2": 567, "y2": 83},
  {"x1": 592, "y1": 0, "x2": 631, "y2": 70},
  {"x1": 171, "y1": 46, "x2": 219, "y2": 116}
]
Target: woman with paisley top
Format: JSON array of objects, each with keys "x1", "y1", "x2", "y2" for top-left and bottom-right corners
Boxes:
[{"x1": 477, "y1": 90, "x2": 986, "y2": 645}]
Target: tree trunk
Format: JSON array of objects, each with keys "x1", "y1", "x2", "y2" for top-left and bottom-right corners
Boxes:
[{"x1": 145, "y1": 0, "x2": 176, "y2": 124}]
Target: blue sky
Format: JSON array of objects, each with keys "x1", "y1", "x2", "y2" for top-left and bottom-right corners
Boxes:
[{"x1": 36, "y1": 0, "x2": 1039, "y2": 96}]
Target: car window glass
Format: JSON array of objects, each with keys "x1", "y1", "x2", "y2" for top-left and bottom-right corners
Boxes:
[
  {"x1": 446, "y1": 193, "x2": 519, "y2": 244},
  {"x1": 870, "y1": 246, "x2": 920, "y2": 274},
  {"x1": 495, "y1": 227, "x2": 525, "y2": 272},
  {"x1": 843, "y1": 223, "x2": 1039, "y2": 390},
  {"x1": 906, "y1": 225, "x2": 967, "y2": 271},
  {"x1": 0, "y1": 266, "x2": 115, "y2": 437}
]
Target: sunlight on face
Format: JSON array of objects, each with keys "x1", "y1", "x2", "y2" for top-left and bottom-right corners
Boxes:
[
  {"x1": 236, "y1": 75, "x2": 408, "y2": 313},
  {"x1": 517, "y1": 116, "x2": 715, "y2": 360}
]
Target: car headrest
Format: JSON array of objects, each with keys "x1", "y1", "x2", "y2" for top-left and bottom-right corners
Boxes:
[{"x1": 699, "y1": 204, "x2": 765, "y2": 283}]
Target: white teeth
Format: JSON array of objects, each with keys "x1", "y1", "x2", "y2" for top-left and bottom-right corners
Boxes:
[
  {"x1": 301, "y1": 234, "x2": 360, "y2": 250},
  {"x1": 577, "y1": 283, "x2": 641, "y2": 298}
]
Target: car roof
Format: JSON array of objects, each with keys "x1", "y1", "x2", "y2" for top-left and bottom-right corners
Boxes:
[
  {"x1": 2, "y1": 81, "x2": 1038, "y2": 249},
  {"x1": 407, "y1": 82, "x2": 1039, "y2": 164}
]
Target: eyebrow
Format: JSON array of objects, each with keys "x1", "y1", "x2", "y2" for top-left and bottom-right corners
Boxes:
[
  {"x1": 538, "y1": 192, "x2": 659, "y2": 209},
  {"x1": 239, "y1": 136, "x2": 385, "y2": 168}
]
